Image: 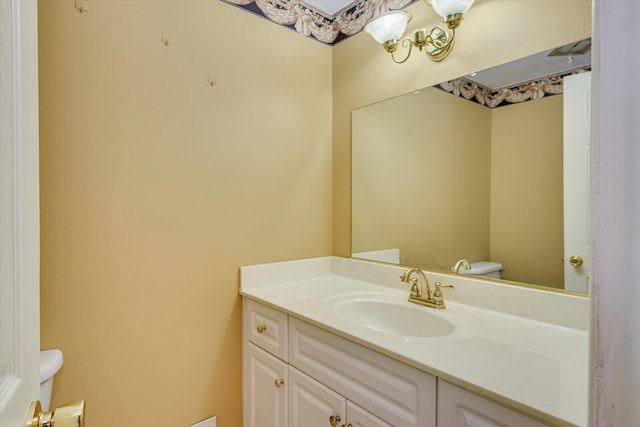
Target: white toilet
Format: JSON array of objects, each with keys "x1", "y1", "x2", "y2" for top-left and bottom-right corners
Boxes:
[
  {"x1": 458, "y1": 261, "x2": 503, "y2": 279},
  {"x1": 40, "y1": 349, "x2": 64, "y2": 412}
]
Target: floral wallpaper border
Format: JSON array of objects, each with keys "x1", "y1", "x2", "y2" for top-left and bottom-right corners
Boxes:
[
  {"x1": 220, "y1": 0, "x2": 417, "y2": 45},
  {"x1": 438, "y1": 67, "x2": 592, "y2": 109}
]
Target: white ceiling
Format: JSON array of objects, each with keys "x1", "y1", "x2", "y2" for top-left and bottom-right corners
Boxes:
[
  {"x1": 466, "y1": 39, "x2": 592, "y2": 90},
  {"x1": 299, "y1": 0, "x2": 361, "y2": 19}
]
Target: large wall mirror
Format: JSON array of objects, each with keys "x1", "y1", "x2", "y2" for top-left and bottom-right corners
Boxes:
[{"x1": 351, "y1": 38, "x2": 591, "y2": 294}]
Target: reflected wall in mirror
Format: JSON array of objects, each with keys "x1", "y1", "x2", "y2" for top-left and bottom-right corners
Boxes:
[{"x1": 351, "y1": 39, "x2": 591, "y2": 293}]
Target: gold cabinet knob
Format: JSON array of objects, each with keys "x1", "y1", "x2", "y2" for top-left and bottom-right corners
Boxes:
[
  {"x1": 329, "y1": 415, "x2": 341, "y2": 426},
  {"x1": 274, "y1": 378, "x2": 285, "y2": 388},
  {"x1": 256, "y1": 324, "x2": 267, "y2": 333},
  {"x1": 341, "y1": 424, "x2": 353, "y2": 427},
  {"x1": 27, "y1": 399, "x2": 85, "y2": 427},
  {"x1": 569, "y1": 256, "x2": 584, "y2": 268}
]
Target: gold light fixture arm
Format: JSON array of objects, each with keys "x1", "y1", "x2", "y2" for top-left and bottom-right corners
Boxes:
[
  {"x1": 383, "y1": 38, "x2": 413, "y2": 64},
  {"x1": 383, "y1": 26, "x2": 456, "y2": 63},
  {"x1": 444, "y1": 12, "x2": 465, "y2": 30},
  {"x1": 423, "y1": 27, "x2": 455, "y2": 62}
]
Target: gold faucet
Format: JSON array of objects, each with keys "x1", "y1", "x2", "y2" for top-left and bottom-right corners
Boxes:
[
  {"x1": 400, "y1": 267, "x2": 454, "y2": 309},
  {"x1": 452, "y1": 258, "x2": 471, "y2": 274}
]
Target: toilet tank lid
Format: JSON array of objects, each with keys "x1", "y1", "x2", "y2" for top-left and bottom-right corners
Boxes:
[
  {"x1": 459, "y1": 261, "x2": 503, "y2": 275},
  {"x1": 40, "y1": 349, "x2": 64, "y2": 382}
]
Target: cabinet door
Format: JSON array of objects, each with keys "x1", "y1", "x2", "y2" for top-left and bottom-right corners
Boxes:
[
  {"x1": 347, "y1": 401, "x2": 392, "y2": 427},
  {"x1": 244, "y1": 343, "x2": 288, "y2": 427},
  {"x1": 438, "y1": 381, "x2": 549, "y2": 427},
  {"x1": 289, "y1": 366, "x2": 346, "y2": 427}
]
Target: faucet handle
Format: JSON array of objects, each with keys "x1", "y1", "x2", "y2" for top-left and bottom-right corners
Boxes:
[
  {"x1": 433, "y1": 282, "x2": 454, "y2": 303},
  {"x1": 435, "y1": 282, "x2": 455, "y2": 289},
  {"x1": 409, "y1": 277, "x2": 421, "y2": 298}
]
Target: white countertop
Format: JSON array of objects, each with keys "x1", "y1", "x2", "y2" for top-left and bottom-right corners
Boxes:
[{"x1": 240, "y1": 257, "x2": 588, "y2": 426}]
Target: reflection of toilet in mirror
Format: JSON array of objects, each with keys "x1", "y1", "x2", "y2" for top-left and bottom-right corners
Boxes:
[
  {"x1": 40, "y1": 349, "x2": 64, "y2": 411},
  {"x1": 458, "y1": 261, "x2": 503, "y2": 279}
]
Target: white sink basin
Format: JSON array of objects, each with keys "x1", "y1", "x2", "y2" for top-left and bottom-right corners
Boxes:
[{"x1": 329, "y1": 294, "x2": 458, "y2": 338}]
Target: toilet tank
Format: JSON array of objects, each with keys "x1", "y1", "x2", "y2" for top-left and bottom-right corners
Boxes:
[{"x1": 458, "y1": 261, "x2": 503, "y2": 279}]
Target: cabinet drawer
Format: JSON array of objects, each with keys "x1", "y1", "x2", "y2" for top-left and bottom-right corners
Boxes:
[
  {"x1": 289, "y1": 317, "x2": 436, "y2": 427},
  {"x1": 244, "y1": 299, "x2": 288, "y2": 361}
]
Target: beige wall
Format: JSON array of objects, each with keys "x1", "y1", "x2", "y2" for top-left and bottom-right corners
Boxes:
[
  {"x1": 38, "y1": 1, "x2": 332, "y2": 426},
  {"x1": 352, "y1": 88, "x2": 491, "y2": 269},
  {"x1": 332, "y1": 0, "x2": 592, "y2": 260},
  {"x1": 490, "y1": 96, "x2": 564, "y2": 287}
]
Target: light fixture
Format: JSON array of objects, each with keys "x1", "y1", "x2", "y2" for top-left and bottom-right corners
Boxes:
[{"x1": 364, "y1": 0, "x2": 475, "y2": 63}]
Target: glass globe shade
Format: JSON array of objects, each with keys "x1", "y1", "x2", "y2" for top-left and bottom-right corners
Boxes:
[
  {"x1": 364, "y1": 11, "x2": 412, "y2": 44},
  {"x1": 429, "y1": 0, "x2": 474, "y2": 18}
]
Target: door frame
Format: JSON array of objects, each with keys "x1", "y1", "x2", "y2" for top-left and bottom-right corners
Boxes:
[
  {"x1": 0, "y1": 0, "x2": 41, "y2": 426},
  {"x1": 589, "y1": 0, "x2": 640, "y2": 425}
]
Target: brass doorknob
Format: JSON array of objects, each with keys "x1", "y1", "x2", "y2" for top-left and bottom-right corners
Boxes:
[
  {"x1": 256, "y1": 324, "x2": 267, "y2": 333},
  {"x1": 27, "y1": 399, "x2": 85, "y2": 427},
  {"x1": 569, "y1": 256, "x2": 584, "y2": 268},
  {"x1": 274, "y1": 378, "x2": 285, "y2": 388},
  {"x1": 329, "y1": 415, "x2": 341, "y2": 426}
]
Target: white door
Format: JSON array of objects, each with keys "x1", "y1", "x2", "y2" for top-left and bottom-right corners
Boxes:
[
  {"x1": 0, "y1": 1, "x2": 41, "y2": 426},
  {"x1": 437, "y1": 381, "x2": 547, "y2": 427},
  {"x1": 347, "y1": 401, "x2": 392, "y2": 427},
  {"x1": 563, "y1": 72, "x2": 591, "y2": 293},
  {"x1": 244, "y1": 343, "x2": 288, "y2": 427},
  {"x1": 289, "y1": 367, "x2": 345, "y2": 427}
]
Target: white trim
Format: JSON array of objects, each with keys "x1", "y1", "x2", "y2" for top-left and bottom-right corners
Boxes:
[
  {"x1": 0, "y1": 0, "x2": 40, "y2": 425},
  {"x1": 590, "y1": 0, "x2": 640, "y2": 425}
]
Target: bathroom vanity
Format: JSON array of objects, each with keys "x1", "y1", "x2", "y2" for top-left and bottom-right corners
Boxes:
[{"x1": 240, "y1": 257, "x2": 588, "y2": 427}]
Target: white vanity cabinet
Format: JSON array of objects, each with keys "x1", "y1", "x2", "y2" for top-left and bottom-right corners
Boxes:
[
  {"x1": 244, "y1": 298, "x2": 560, "y2": 427},
  {"x1": 240, "y1": 257, "x2": 587, "y2": 426},
  {"x1": 437, "y1": 381, "x2": 549, "y2": 427},
  {"x1": 243, "y1": 299, "x2": 436, "y2": 427}
]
